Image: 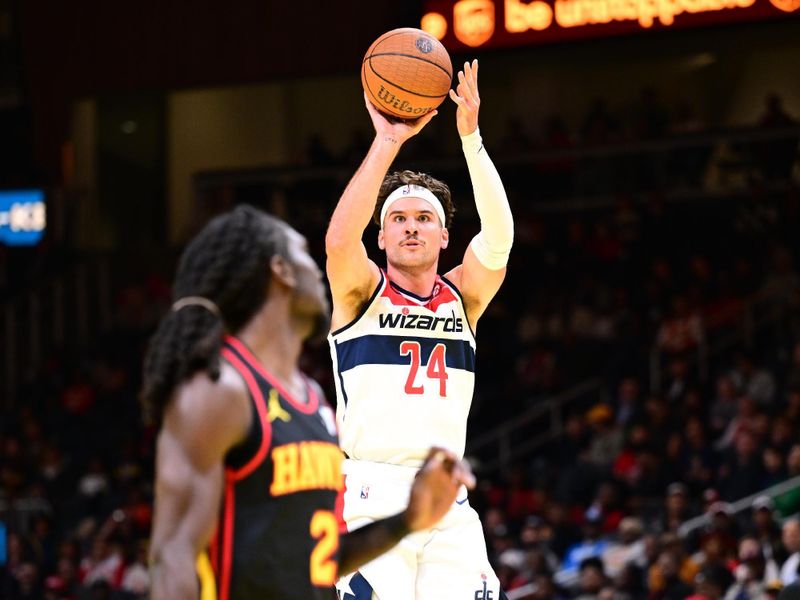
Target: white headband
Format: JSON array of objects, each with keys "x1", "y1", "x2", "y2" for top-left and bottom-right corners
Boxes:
[
  {"x1": 379, "y1": 184, "x2": 446, "y2": 228},
  {"x1": 172, "y1": 296, "x2": 221, "y2": 318}
]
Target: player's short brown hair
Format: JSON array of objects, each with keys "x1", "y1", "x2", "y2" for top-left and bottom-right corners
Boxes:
[{"x1": 374, "y1": 170, "x2": 455, "y2": 228}]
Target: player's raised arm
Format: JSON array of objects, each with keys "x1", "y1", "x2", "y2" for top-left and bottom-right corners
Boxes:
[
  {"x1": 149, "y1": 369, "x2": 250, "y2": 600},
  {"x1": 338, "y1": 447, "x2": 475, "y2": 576},
  {"x1": 445, "y1": 60, "x2": 514, "y2": 326},
  {"x1": 325, "y1": 95, "x2": 437, "y2": 325}
]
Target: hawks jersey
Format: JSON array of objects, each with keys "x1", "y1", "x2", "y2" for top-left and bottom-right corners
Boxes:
[
  {"x1": 328, "y1": 270, "x2": 476, "y2": 467},
  {"x1": 207, "y1": 336, "x2": 343, "y2": 600}
]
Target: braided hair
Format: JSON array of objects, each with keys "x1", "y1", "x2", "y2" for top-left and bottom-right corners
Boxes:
[{"x1": 141, "y1": 205, "x2": 289, "y2": 423}]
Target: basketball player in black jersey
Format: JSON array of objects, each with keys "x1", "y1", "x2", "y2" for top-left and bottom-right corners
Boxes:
[{"x1": 142, "y1": 205, "x2": 474, "y2": 600}]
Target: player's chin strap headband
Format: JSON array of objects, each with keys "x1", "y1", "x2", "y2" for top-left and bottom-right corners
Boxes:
[
  {"x1": 171, "y1": 296, "x2": 221, "y2": 318},
  {"x1": 380, "y1": 184, "x2": 446, "y2": 228}
]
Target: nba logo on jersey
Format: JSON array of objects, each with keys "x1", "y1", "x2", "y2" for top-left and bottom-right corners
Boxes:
[{"x1": 360, "y1": 485, "x2": 370, "y2": 499}]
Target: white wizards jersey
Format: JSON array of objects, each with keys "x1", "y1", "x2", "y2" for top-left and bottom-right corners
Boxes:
[{"x1": 328, "y1": 270, "x2": 476, "y2": 467}]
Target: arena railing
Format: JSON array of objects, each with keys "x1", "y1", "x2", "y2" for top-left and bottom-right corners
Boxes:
[
  {"x1": 678, "y1": 474, "x2": 800, "y2": 538},
  {"x1": 465, "y1": 378, "x2": 608, "y2": 474}
]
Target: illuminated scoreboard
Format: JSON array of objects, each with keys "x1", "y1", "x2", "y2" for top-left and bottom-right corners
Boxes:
[
  {"x1": 421, "y1": 0, "x2": 800, "y2": 49},
  {"x1": 0, "y1": 189, "x2": 46, "y2": 247}
]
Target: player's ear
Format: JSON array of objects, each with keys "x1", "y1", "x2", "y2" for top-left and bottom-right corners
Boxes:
[
  {"x1": 378, "y1": 229, "x2": 386, "y2": 250},
  {"x1": 270, "y1": 254, "x2": 296, "y2": 289},
  {"x1": 440, "y1": 227, "x2": 449, "y2": 249}
]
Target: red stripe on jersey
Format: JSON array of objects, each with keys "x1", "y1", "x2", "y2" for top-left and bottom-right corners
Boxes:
[
  {"x1": 380, "y1": 274, "x2": 459, "y2": 313},
  {"x1": 225, "y1": 335, "x2": 319, "y2": 414},
  {"x1": 380, "y1": 282, "x2": 422, "y2": 307},
  {"x1": 219, "y1": 479, "x2": 235, "y2": 600},
  {"x1": 426, "y1": 282, "x2": 458, "y2": 312},
  {"x1": 336, "y1": 475, "x2": 348, "y2": 534},
  {"x1": 221, "y1": 347, "x2": 272, "y2": 482}
]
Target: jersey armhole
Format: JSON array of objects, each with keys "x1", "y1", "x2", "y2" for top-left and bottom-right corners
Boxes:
[
  {"x1": 330, "y1": 269, "x2": 386, "y2": 337},
  {"x1": 219, "y1": 350, "x2": 272, "y2": 479},
  {"x1": 440, "y1": 274, "x2": 477, "y2": 341}
]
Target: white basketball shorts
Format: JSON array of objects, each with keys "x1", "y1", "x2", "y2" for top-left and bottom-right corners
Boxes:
[{"x1": 335, "y1": 459, "x2": 501, "y2": 600}]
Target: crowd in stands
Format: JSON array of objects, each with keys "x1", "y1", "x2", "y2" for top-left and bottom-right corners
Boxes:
[{"x1": 0, "y1": 90, "x2": 798, "y2": 599}]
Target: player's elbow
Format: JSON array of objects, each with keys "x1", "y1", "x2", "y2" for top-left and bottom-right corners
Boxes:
[
  {"x1": 470, "y1": 232, "x2": 513, "y2": 270},
  {"x1": 325, "y1": 226, "x2": 357, "y2": 256}
]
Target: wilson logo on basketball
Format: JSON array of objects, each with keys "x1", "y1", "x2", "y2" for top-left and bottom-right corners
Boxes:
[
  {"x1": 453, "y1": 0, "x2": 496, "y2": 47},
  {"x1": 377, "y1": 86, "x2": 432, "y2": 116}
]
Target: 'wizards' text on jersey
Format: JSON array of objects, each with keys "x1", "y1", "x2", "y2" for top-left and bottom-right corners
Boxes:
[{"x1": 328, "y1": 270, "x2": 476, "y2": 467}]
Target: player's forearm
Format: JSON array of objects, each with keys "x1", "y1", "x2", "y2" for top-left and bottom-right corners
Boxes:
[
  {"x1": 462, "y1": 128, "x2": 514, "y2": 269},
  {"x1": 326, "y1": 136, "x2": 400, "y2": 250},
  {"x1": 338, "y1": 512, "x2": 411, "y2": 576},
  {"x1": 149, "y1": 539, "x2": 199, "y2": 600}
]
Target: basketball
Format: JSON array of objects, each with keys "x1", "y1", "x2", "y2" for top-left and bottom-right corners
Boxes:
[{"x1": 361, "y1": 28, "x2": 453, "y2": 120}]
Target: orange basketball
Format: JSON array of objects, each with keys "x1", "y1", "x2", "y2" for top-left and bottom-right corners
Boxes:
[{"x1": 361, "y1": 28, "x2": 453, "y2": 120}]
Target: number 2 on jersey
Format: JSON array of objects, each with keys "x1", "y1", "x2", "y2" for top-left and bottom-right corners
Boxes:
[
  {"x1": 309, "y1": 510, "x2": 338, "y2": 585},
  {"x1": 399, "y1": 341, "x2": 448, "y2": 397}
]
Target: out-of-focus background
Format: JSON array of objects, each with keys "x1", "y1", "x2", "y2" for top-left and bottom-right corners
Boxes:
[{"x1": 1, "y1": 1, "x2": 799, "y2": 598}]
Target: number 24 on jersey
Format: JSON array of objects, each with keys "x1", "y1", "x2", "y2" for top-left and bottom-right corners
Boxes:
[{"x1": 399, "y1": 341, "x2": 448, "y2": 397}]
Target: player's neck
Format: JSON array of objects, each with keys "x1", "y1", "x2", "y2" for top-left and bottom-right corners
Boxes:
[
  {"x1": 236, "y1": 305, "x2": 305, "y2": 396},
  {"x1": 386, "y1": 263, "x2": 438, "y2": 298}
]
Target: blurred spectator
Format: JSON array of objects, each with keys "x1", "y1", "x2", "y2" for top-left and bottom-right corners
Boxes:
[
  {"x1": 656, "y1": 297, "x2": 704, "y2": 357},
  {"x1": 748, "y1": 496, "x2": 786, "y2": 567},
  {"x1": 614, "y1": 376, "x2": 644, "y2": 429},
  {"x1": 601, "y1": 516, "x2": 647, "y2": 578},
  {"x1": 682, "y1": 418, "x2": 716, "y2": 492},
  {"x1": 755, "y1": 94, "x2": 798, "y2": 182},
  {"x1": 661, "y1": 483, "x2": 692, "y2": 533},
  {"x1": 710, "y1": 376, "x2": 740, "y2": 439},
  {"x1": 763, "y1": 447, "x2": 788, "y2": 489},
  {"x1": 586, "y1": 404, "x2": 624, "y2": 467},
  {"x1": 718, "y1": 430, "x2": 765, "y2": 501},
  {"x1": 692, "y1": 564, "x2": 734, "y2": 600},
  {"x1": 728, "y1": 352, "x2": 776, "y2": 408},
  {"x1": 724, "y1": 536, "x2": 780, "y2": 600},
  {"x1": 576, "y1": 556, "x2": 608, "y2": 600},
  {"x1": 649, "y1": 549, "x2": 695, "y2": 600},
  {"x1": 781, "y1": 519, "x2": 800, "y2": 586},
  {"x1": 560, "y1": 510, "x2": 611, "y2": 582}
]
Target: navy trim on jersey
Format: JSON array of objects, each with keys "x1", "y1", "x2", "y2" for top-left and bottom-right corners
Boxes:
[
  {"x1": 341, "y1": 572, "x2": 375, "y2": 600},
  {"x1": 330, "y1": 270, "x2": 385, "y2": 337},
  {"x1": 388, "y1": 278, "x2": 433, "y2": 302},
  {"x1": 333, "y1": 339, "x2": 351, "y2": 407},
  {"x1": 335, "y1": 334, "x2": 475, "y2": 373},
  {"x1": 440, "y1": 274, "x2": 477, "y2": 340}
]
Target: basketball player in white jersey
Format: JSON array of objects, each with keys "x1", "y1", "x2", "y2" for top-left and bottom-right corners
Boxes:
[{"x1": 326, "y1": 60, "x2": 513, "y2": 600}]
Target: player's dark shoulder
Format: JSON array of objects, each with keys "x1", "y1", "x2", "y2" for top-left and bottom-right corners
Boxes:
[{"x1": 165, "y1": 362, "x2": 252, "y2": 452}]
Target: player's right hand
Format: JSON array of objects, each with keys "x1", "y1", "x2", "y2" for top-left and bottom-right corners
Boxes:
[
  {"x1": 403, "y1": 447, "x2": 476, "y2": 532},
  {"x1": 364, "y1": 92, "x2": 437, "y2": 143}
]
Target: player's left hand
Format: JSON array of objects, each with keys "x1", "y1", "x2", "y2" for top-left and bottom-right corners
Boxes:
[
  {"x1": 449, "y1": 59, "x2": 480, "y2": 137},
  {"x1": 403, "y1": 447, "x2": 476, "y2": 531}
]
